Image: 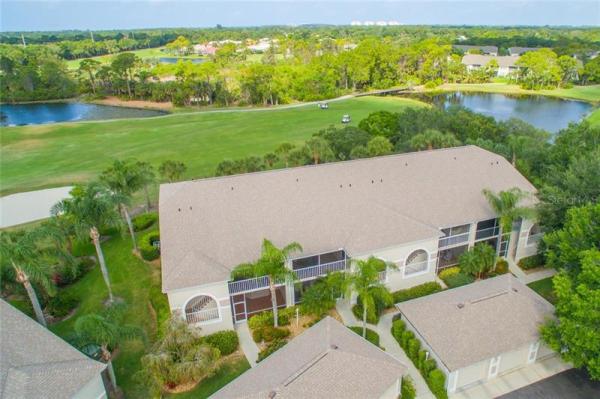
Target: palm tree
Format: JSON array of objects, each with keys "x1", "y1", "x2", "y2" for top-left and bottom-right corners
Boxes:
[
  {"x1": 74, "y1": 304, "x2": 143, "y2": 390},
  {"x1": 410, "y1": 129, "x2": 461, "y2": 151},
  {"x1": 263, "y1": 152, "x2": 279, "y2": 169},
  {"x1": 244, "y1": 239, "x2": 302, "y2": 327},
  {"x1": 305, "y1": 137, "x2": 331, "y2": 165},
  {"x1": 0, "y1": 228, "x2": 56, "y2": 326},
  {"x1": 275, "y1": 142, "x2": 295, "y2": 167},
  {"x1": 459, "y1": 243, "x2": 496, "y2": 279},
  {"x1": 135, "y1": 161, "x2": 156, "y2": 211},
  {"x1": 52, "y1": 183, "x2": 121, "y2": 304},
  {"x1": 350, "y1": 257, "x2": 394, "y2": 338},
  {"x1": 101, "y1": 160, "x2": 144, "y2": 251},
  {"x1": 482, "y1": 187, "x2": 536, "y2": 256},
  {"x1": 159, "y1": 160, "x2": 187, "y2": 182}
]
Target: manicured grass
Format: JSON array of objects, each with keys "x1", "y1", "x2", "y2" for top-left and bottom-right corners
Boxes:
[
  {"x1": 0, "y1": 96, "x2": 426, "y2": 195},
  {"x1": 528, "y1": 277, "x2": 557, "y2": 305},
  {"x1": 48, "y1": 229, "x2": 170, "y2": 399},
  {"x1": 429, "y1": 83, "x2": 600, "y2": 103},
  {"x1": 587, "y1": 107, "x2": 600, "y2": 126},
  {"x1": 65, "y1": 47, "x2": 206, "y2": 70},
  {"x1": 348, "y1": 326, "x2": 380, "y2": 347},
  {"x1": 167, "y1": 356, "x2": 251, "y2": 399}
]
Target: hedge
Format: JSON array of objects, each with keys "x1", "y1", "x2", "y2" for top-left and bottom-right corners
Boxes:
[
  {"x1": 438, "y1": 267, "x2": 460, "y2": 281},
  {"x1": 132, "y1": 212, "x2": 158, "y2": 231},
  {"x1": 390, "y1": 319, "x2": 448, "y2": 399},
  {"x1": 46, "y1": 291, "x2": 79, "y2": 318},
  {"x1": 139, "y1": 230, "x2": 160, "y2": 261},
  {"x1": 247, "y1": 307, "x2": 296, "y2": 330},
  {"x1": 71, "y1": 239, "x2": 95, "y2": 257},
  {"x1": 252, "y1": 326, "x2": 290, "y2": 343},
  {"x1": 257, "y1": 339, "x2": 287, "y2": 362},
  {"x1": 518, "y1": 254, "x2": 544, "y2": 270},
  {"x1": 393, "y1": 282, "x2": 443, "y2": 303},
  {"x1": 495, "y1": 259, "x2": 509, "y2": 274},
  {"x1": 348, "y1": 326, "x2": 380, "y2": 347},
  {"x1": 352, "y1": 286, "x2": 391, "y2": 324},
  {"x1": 204, "y1": 330, "x2": 239, "y2": 355},
  {"x1": 401, "y1": 376, "x2": 417, "y2": 399},
  {"x1": 443, "y1": 272, "x2": 475, "y2": 288},
  {"x1": 53, "y1": 257, "x2": 95, "y2": 287}
]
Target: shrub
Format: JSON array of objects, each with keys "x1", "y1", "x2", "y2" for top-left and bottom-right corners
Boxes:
[
  {"x1": 391, "y1": 319, "x2": 406, "y2": 341},
  {"x1": 257, "y1": 339, "x2": 287, "y2": 362},
  {"x1": 252, "y1": 326, "x2": 290, "y2": 343},
  {"x1": 54, "y1": 257, "x2": 95, "y2": 286},
  {"x1": 400, "y1": 330, "x2": 415, "y2": 349},
  {"x1": 444, "y1": 272, "x2": 475, "y2": 288},
  {"x1": 46, "y1": 291, "x2": 79, "y2": 318},
  {"x1": 393, "y1": 282, "x2": 443, "y2": 303},
  {"x1": 422, "y1": 358, "x2": 437, "y2": 375},
  {"x1": 204, "y1": 331, "x2": 239, "y2": 355},
  {"x1": 132, "y1": 212, "x2": 158, "y2": 231},
  {"x1": 401, "y1": 376, "x2": 417, "y2": 399},
  {"x1": 438, "y1": 266, "x2": 460, "y2": 281},
  {"x1": 353, "y1": 286, "x2": 391, "y2": 324},
  {"x1": 139, "y1": 230, "x2": 160, "y2": 261},
  {"x1": 495, "y1": 258, "x2": 509, "y2": 274},
  {"x1": 518, "y1": 254, "x2": 544, "y2": 270},
  {"x1": 417, "y1": 349, "x2": 427, "y2": 370},
  {"x1": 348, "y1": 326, "x2": 380, "y2": 347},
  {"x1": 71, "y1": 239, "x2": 95, "y2": 257},
  {"x1": 248, "y1": 309, "x2": 292, "y2": 330},
  {"x1": 230, "y1": 264, "x2": 255, "y2": 281},
  {"x1": 408, "y1": 338, "x2": 421, "y2": 361},
  {"x1": 427, "y1": 369, "x2": 448, "y2": 399}
]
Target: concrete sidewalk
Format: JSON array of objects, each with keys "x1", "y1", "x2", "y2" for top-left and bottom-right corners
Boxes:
[
  {"x1": 0, "y1": 186, "x2": 73, "y2": 228},
  {"x1": 508, "y1": 258, "x2": 556, "y2": 284},
  {"x1": 235, "y1": 322, "x2": 260, "y2": 367}
]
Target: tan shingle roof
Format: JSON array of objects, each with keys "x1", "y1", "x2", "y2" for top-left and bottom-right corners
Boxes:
[
  {"x1": 0, "y1": 300, "x2": 106, "y2": 399},
  {"x1": 396, "y1": 275, "x2": 555, "y2": 371},
  {"x1": 462, "y1": 54, "x2": 519, "y2": 68},
  {"x1": 160, "y1": 146, "x2": 536, "y2": 291},
  {"x1": 210, "y1": 317, "x2": 406, "y2": 398}
]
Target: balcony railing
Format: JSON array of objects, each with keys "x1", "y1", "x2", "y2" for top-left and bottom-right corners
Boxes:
[
  {"x1": 295, "y1": 259, "x2": 349, "y2": 281},
  {"x1": 438, "y1": 232, "x2": 470, "y2": 248},
  {"x1": 378, "y1": 270, "x2": 387, "y2": 282},
  {"x1": 404, "y1": 260, "x2": 429, "y2": 276},
  {"x1": 228, "y1": 275, "x2": 270, "y2": 295},
  {"x1": 527, "y1": 233, "x2": 543, "y2": 246},
  {"x1": 475, "y1": 226, "x2": 500, "y2": 241},
  {"x1": 186, "y1": 307, "x2": 220, "y2": 324}
]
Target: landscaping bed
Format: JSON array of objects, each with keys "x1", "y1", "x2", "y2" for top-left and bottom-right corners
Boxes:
[
  {"x1": 527, "y1": 277, "x2": 557, "y2": 304},
  {"x1": 348, "y1": 326, "x2": 380, "y2": 347}
]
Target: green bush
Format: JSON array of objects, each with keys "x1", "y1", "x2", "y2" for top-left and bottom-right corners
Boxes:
[
  {"x1": 444, "y1": 272, "x2": 475, "y2": 288},
  {"x1": 393, "y1": 282, "x2": 443, "y2": 303},
  {"x1": 257, "y1": 339, "x2": 287, "y2": 362},
  {"x1": 248, "y1": 309, "x2": 292, "y2": 330},
  {"x1": 417, "y1": 349, "x2": 427, "y2": 370},
  {"x1": 495, "y1": 258, "x2": 509, "y2": 274},
  {"x1": 204, "y1": 330, "x2": 239, "y2": 355},
  {"x1": 401, "y1": 330, "x2": 415, "y2": 349},
  {"x1": 132, "y1": 212, "x2": 158, "y2": 231},
  {"x1": 391, "y1": 319, "x2": 406, "y2": 341},
  {"x1": 353, "y1": 286, "x2": 392, "y2": 324},
  {"x1": 252, "y1": 326, "x2": 290, "y2": 343},
  {"x1": 230, "y1": 264, "x2": 255, "y2": 281},
  {"x1": 54, "y1": 257, "x2": 95, "y2": 286},
  {"x1": 408, "y1": 338, "x2": 421, "y2": 361},
  {"x1": 71, "y1": 239, "x2": 95, "y2": 257},
  {"x1": 422, "y1": 358, "x2": 437, "y2": 375},
  {"x1": 139, "y1": 230, "x2": 160, "y2": 261},
  {"x1": 401, "y1": 376, "x2": 417, "y2": 399},
  {"x1": 427, "y1": 369, "x2": 448, "y2": 399},
  {"x1": 438, "y1": 267, "x2": 460, "y2": 281},
  {"x1": 348, "y1": 326, "x2": 380, "y2": 347},
  {"x1": 46, "y1": 291, "x2": 79, "y2": 318},
  {"x1": 518, "y1": 254, "x2": 544, "y2": 270}
]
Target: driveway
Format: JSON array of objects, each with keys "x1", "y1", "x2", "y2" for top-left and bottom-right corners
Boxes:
[
  {"x1": 496, "y1": 368, "x2": 600, "y2": 399},
  {"x1": 0, "y1": 186, "x2": 73, "y2": 228}
]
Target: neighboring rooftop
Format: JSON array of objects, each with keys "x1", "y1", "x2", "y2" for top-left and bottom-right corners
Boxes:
[
  {"x1": 453, "y1": 45, "x2": 499, "y2": 54},
  {"x1": 211, "y1": 317, "x2": 405, "y2": 399},
  {"x1": 462, "y1": 54, "x2": 519, "y2": 68},
  {"x1": 160, "y1": 146, "x2": 536, "y2": 291},
  {"x1": 0, "y1": 300, "x2": 106, "y2": 399},
  {"x1": 396, "y1": 275, "x2": 554, "y2": 372},
  {"x1": 508, "y1": 47, "x2": 543, "y2": 56}
]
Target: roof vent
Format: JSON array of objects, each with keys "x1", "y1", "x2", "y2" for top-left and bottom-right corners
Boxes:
[
  {"x1": 330, "y1": 344, "x2": 338, "y2": 350},
  {"x1": 296, "y1": 178, "x2": 299, "y2": 182},
  {"x1": 339, "y1": 184, "x2": 343, "y2": 188},
  {"x1": 496, "y1": 161, "x2": 499, "y2": 165},
  {"x1": 371, "y1": 179, "x2": 374, "y2": 184},
  {"x1": 405, "y1": 162, "x2": 408, "y2": 166},
  {"x1": 231, "y1": 186, "x2": 234, "y2": 190},
  {"x1": 380, "y1": 178, "x2": 383, "y2": 183},
  {"x1": 457, "y1": 303, "x2": 465, "y2": 309},
  {"x1": 512, "y1": 288, "x2": 518, "y2": 293},
  {"x1": 348, "y1": 183, "x2": 352, "y2": 188},
  {"x1": 177, "y1": 208, "x2": 181, "y2": 212},
  {"x1": 189, "y1": 206, "x2": 192, "y2": 210},
  {"x1": 453, "y1": 156, "x2": 457, "y2": 160},
  {"x1": 268, "y1": 391, "x2": 277, "y2": 398}
]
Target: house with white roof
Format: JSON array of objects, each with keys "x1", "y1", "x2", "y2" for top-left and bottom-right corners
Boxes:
[
  {"x1": 461, "y1": 54, "x2": 521, "y2": 77},
  {"x1": 396, "y1": 274, "x2": 557, "y2": 394},
  {"x1": 0, "y1": 300, "x2": 107, "y2": 399},
  {"x1": 159, "y1": 146, "x2": 541, "y2": 333}
]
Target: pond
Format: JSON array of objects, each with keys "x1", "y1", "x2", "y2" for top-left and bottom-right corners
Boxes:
[
  {"x1": 0, "y1": 102, "x2": 167, "y2": 126},
  {"x1": 429, "y1": 92, "x2": 593, "y2": 133},
  {"x1": 158, "y1": 57, "x2": 207, "y2": 64}
]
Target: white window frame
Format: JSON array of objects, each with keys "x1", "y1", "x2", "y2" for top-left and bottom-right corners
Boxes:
[
  {"x1": 182, "y1": 293, "x2": 222, "y2": 326},
  {"x1": 526, "y1": 224, "x2": 543, "y2": 247},
  {"x1": 402, "y1": 249, "x2": 430, "y2": 278},
  {"x1": 448, "y1": 370, "x2": 459, "y2": 393},
  {"x1": 528, "y1": 341, "x2": 540, "y2": 364},
  {"x1": 488, "y1": 355, "x2": 501, "y2": 379}
]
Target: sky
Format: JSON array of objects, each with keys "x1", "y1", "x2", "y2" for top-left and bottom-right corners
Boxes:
[{"x1": 1, "y1": 0, "x2": 598, "y2": 32}]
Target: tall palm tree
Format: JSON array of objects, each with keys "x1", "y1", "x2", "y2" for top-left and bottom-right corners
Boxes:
[
  {"x1": 74, "y1": 304, "x2": 143, "y2": 390},
  {"x1": 483, "y1": 187, "x2": 536, "y2": 256},
  {"x1": 246, "y1": 239, "x2": 302, "y2": 327},
  {"x1": 52, "y1": 183, "x2": 121, "y2": 304},
  {"x1": 0, "y1": 228, "x2": 56, "y2": 326},
  {"x1": 134, "y1": 161, "x2": 156, "y2": 212},
  {"x1": 101, "y1": 160, "x2": 143, "y2": 251},
  {"x1": 350, "y1": 257, "x2": 394, "y2": 338}
]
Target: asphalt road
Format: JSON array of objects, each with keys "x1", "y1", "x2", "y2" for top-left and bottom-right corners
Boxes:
[{"x1": 497, "y1": 369, "x2": 600, "y2": 399}]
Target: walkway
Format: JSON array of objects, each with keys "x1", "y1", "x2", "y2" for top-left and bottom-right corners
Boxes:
[
  {"x1": 335, "y1": 300, "x2": 435, "y2": 399},
  {"x1": 507, "y1": 258, "x2": 556, "y2": 284},
  {"x1": 0, "y1": 186, "x2": 73, "y2": 228},
  {"x1": 235, "y1": 322, "x2": 260, "y2": 368}
]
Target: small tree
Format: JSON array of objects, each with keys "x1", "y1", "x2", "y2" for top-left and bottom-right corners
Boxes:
[
  {"x1": 275, "y1": 142, "x2": 295, "y2": 167},
  {"x1": 459, "y1": 243, "x2": 496, "y2": 279},
  {"x1": 367, "y1": 136, "x2": 393, "y2": 157},
  {"x1": 301, "y1": 272, "x2": 348, "y2": 317},
  {"x1": 263, "y1": 152, "x2": 279, "y2": 168},
  {"x1": 305, "y1": 136, "x2": 332, "y2": 165},
  {"x1": 159, "y1": 160, "x2": 187, "y2": 182},
  {"x1": 138, "y1": 316, "x2": 220, "y2": 395},
  {"x1": 135, "y1": 161, "x2": 156, "y2": 211}
]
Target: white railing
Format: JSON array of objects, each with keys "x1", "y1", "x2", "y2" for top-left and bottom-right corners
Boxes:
[
  {"x1": 294, "y1": 259, "x2": 349, "y2": 280},
  {"x1": 228, "y1": 275, "x2": 270, "y2": 294},
  {"x1": 378, "y1": 270, "x2": 387, "y2": 282},
  {"x1": 527, "y1": 233, "x2": 543, "y2": 246},
  {"x1": 404, "y1": 260, "x2": 429, "y2": 276},
  {"x1": 475, "y1": 226, "x2": 500, "y2": 240},
  {"x1": 186, "y1": 307, "x2": 219, "y2": 324},
  {"x1": 438, "y1": 232, "x2": 470, "y2": 248}
]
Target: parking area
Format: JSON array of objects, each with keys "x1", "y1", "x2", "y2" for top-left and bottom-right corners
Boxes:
[{"x1": 497, "y1": 368, "x2": 600, "y2": 399}]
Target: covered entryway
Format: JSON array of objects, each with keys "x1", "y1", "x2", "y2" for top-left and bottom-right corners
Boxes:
[{"x1": 231, "y1": 286, "x2": 286, "y2": 323}]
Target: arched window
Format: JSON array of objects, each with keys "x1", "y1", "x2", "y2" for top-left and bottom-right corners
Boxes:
[
  {"x1": 404, "y1": 250, "x2": 429, "y2": 276},
  {"x1": 527, "y1": 224, "x2": 543, "y2": 246},
  {"x1": 185, "y1": 295, "x2": 219, "y2": 324}
]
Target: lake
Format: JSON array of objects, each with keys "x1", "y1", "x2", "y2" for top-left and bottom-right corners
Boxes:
[
  {"x1": 0, "y1": 102, "x2": 166, "y2": 126},
  {"x1": 430, "y1": 92, "x2": 593, "y2": 133},
  {"x1": 158, "y1": 57, "x2": 207, "y2": 64}
]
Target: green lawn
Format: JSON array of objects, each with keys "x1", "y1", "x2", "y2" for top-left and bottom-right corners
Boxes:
[
  {"x1": 65, "y1": 47, "x2": 206, "y2": 70},
  {"x1": 527, "y1": 277, "x2": 557, "y2": 305},
  {"x1": 0, "y1": 96, "x2": 426, "y2": 195},
  {"x1": 587, "y1": 107, "x2": 600, "y2": 126},
  {"x1": 429, "y1": 83, "x2": 600, "y2": 103}
]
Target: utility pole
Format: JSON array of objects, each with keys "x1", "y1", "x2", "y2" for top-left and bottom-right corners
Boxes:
[{"x1": 21, "y1": 34, "x2": 26, "y2": 47}]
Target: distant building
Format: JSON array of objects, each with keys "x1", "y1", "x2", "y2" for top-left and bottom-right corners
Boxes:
[
  {"x1": 193, "y1": 44, "x2": 217, "y2": 56},
  {"x1": 462, "y1": 54, "x2": 520, "y2": 77},
  {"x1": 508, "y1": 47, "x2": 542, "y2": 56},
  {"x1": 351, "y1": 21, "x2": 362, "y2": 26},
  {"x1": 454, "y1": 45, "x2": 499, "y2": 56}
]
